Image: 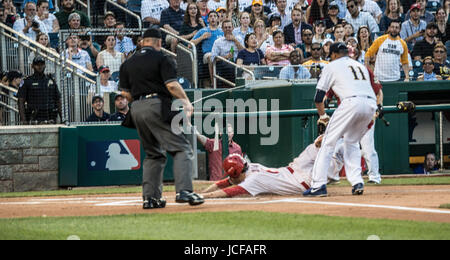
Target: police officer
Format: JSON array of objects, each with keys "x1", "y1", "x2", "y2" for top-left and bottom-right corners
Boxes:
[
  {"x1": 119, "y1": 28, "x2": 204, "y2": 209},
  {"x1": 18, "y1": 57, "x2": 62, "y2": 125}
]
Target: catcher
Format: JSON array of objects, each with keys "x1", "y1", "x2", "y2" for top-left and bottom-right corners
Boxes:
[{"x1": 201, "y1": 135, "x2": 340, "y2": 198}]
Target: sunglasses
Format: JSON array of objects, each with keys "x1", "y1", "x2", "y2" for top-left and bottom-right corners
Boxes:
[
  {"x1": 312, "y1": 48, "x2": 321, "y2": 51},
  {"x1": 434, "y1": 50, "x2": 445, "y2": 53},
  {"x1": 424, "y1": 62, "x2": 434, "y2": 65},
  {"x1": 347, "y1": 5, "x2": 355, "y2": 9}
]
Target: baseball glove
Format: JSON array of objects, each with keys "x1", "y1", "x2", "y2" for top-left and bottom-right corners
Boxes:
[
  {"x1": 397, "y1": 101, "x2": 416, "y2": 113},
  {"x1": 317, "y1": 115, "x2": 330, "y2": 135}
]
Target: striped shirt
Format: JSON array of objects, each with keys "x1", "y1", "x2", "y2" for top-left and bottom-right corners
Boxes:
[
  {"x1": 345, "y1": 11, "x2": 379, "y2": 33},
  {"x1": 365, "y1": 34, "x2": 409, "y2": 81}
]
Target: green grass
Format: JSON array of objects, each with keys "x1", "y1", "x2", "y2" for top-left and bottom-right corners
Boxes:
[
  {"x1": 0, "y1": 211, "x2": 449, "y2": 240},
  {"x1": 440, "y1": 204, "x2": 450, "y2": 209},
  {"x1": 330, "y1": 176, "x2": 450, "y2": 187}
]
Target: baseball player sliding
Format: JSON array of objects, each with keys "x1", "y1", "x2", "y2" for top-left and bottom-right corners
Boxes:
[
  {"x1": 202, "y1": 136, "x2": 333, "y2": 198},
  {"x1": 304, "y1": 42, "x2": 378, "y2": 197}
]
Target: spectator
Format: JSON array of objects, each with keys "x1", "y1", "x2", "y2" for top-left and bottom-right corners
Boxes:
[
  {"x1": 312, "y1": 20, "x2": 327, "y2": 44},
  {"x1": 283, "y1": 8, "x2": 313, "y2": 46},
  {"x1": 104, "y1": 11, "x2": 117, "y2": 29},
  {"x1": 445, "y1": 0, "x2": 450, "y2": 19},
  {"x1": 333, "y1": 0, "x2": 347, "y2": 19},
  {"x1": 13, "y1": 2, "x2": 48, "y2": 40},
  {"x1": 198, "y1": 0, "x2": 211, "y2": 25},
  {"x1": 250, "y1": 0, "x2": 268, "y2": 26},
  {"x1": 217, "y1": 6, "x2": 228, "y2": 26},
  {"x1": 417, "y1": 56, "x2": 443, "y2": 81},
  {"x1": 0, "y1": 0, "x2": 19, "y2": 28},
  {"x1": 279, "y1": 49, "x2": 311, "y2": 79},
  {"x1": 411, "y1": 22, "x2": 438, "y2": 61},
  {"x1": 236, "y1": 32, "x2": 266, "y2": 66},
  {"x1": 268, "y1": 0, "x2": 291, "y2": 30},
  {"x1": 345, "y1": 0, "x2": 379, "y2": 34},
  {"x1": 161, "y1": 0, "x2": 185, "y2": 53},
  {"x1": 5, "y1": 70, "x2": 22, "y2": 89},
  {"x1": 400, "y1": 3, "x2": 427, "y2": 50},
  {"x1": 294, "y1": 0, "x2": 309, "y2": 12},
  {"x1": 109, "y1": 93, "x2": 129, "y2": 122},
  {"x1": 95, "y1": 65, "x2": 118, "y2": 95},
  {"x1": 267, "y1": 13, "x2": 282, "y2": 34},
  {"x1": 209, "y1": 0, "x2": 227, "y2": 12},
  {"x1": 254, "y1": 19, "x2": 273, "y2": 54},
  {"x1": 435, "y1": 7, "x2": 450, "y2": 43},
  {"x1": 357, "y1": 25, "x2": 373, "y2": 54},
  {"x1": 22, "y1": 0, "x2": 54, "y2": 10},
  {"x1": 180, "y1": 2, "x2": 206, "y2": 41},
  {"x1": 36, "y1": 0, "x2": 59, "y2": 33},
  {"x1": 333, "y1": 23, "x2": 346, "y2": 43},
  {"x1": 64, "y1": 35, "x2": 93, "y2": 73},
  {"x1": 405, "y1": 0, "x2": 435, "y2": 23},
  {"x1": 233, "y1": 12, "x2": 253, "y2": 45},
  {"x1": 115, "y1": 22, "x2": 136, "y2": 59},
  {"x1": 141, "y1": 0, "x2": 169, "y2": 26},
  {"x1": 379, "y1": 0, "x2": 404, "y2": 33},
  {"x1": 344, "y1": 22, "x2": 355, "y2": 40},
  {"x1": 324, "y1": 1, "x2": 344, "y2": 32},
  {"x1": 346, "y1": 36, "x2": 364, "y2": 63},
  {"x1": 192, "y1": 11, "x2": 224, "y2": 87},
  {"x1": 28, "y1": 32, "x2": 57, "y2": 75},
  {"x1": 265, "y1": 30, "x2": 294, "y2": 65},
  {"x1": 296, "y1": 28, "x2": 314, "y2": 59},
  {"x1": 211, "y1": 19, "x2": 244, "y2": 62},
  {"x1": 79, "y1": 35, "x2": 100, "y2": 72},
  {"x1": 68, "y1": 12, "x2": 81, "y2": 30},
  {"x1": 86, "y1": 95, "x2": 110, "y2": 122},
  {"x1": 358, "y1": 0, "x2": 383, "y2": 23},
  {"x1": 54, "y1": 0, "x2": 90, "y2": 30},
  {"x1": 302, "y1": 42, "x2": 329, "y2": 78},
  {"x1": 321, "y1": 38, "x2": 334, "y2": 60},
  {"x1": 365, "y1": 20, "x2": 410, "y2": 81},
  {"x1": 226, "y1": 0, "x2": 241, "y2": 28},
  {"x1": 413, "y1": 152, "x2": 438, "y2": 174},
  {"x1": 96, "y1": 35, "x2": 125, "y2": 76},
  {"x1": 196, "y1": 123, "x2": 243, "y2": 181},
  {"x1": 239, "y1": 0, "x2": 253, "y2": 12},
  {"x1": 432, "y1": 43, "x2": 450, "y2": 79},
  {"x1": 305, "y1": 0, "x2": 329, "y2": 25}
]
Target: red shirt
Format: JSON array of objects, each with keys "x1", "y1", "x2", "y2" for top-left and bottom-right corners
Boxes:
[{"x1": 204, "y1": 139, "x2": 243, "y2": 181}]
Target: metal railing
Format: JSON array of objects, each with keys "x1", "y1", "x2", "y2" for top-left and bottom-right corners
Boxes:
[
  {"x1": 213, "y1": 56, "x2": 255, "y2": 89},
  {"x1": 104, "y1": 0, "x2": 142, "y2": 29},
  {"x1": 0, "y1": 83, "x2": 19, "y2": 126}
]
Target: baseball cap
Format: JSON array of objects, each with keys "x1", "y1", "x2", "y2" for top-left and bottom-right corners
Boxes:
[
  {"x1": 98, "y1": 65, "x2": 110, "y2": 73},
  {"x1": 410, "y1": 3, "x2": 421, "y2": 11},
  {"x1": 329, "y1": 1, "x2": 339, "y2": 9},
  {"x1": 216, "y1": 7, "x2": 227, "y2": 12},
  {"x1": 143, "y1": 28, "x2": 162, "y2": 39},
  {"x1": 32, "y1": 56, "x2": 46, "y2": 65},
  {"x1": 104, "y1": 11, "x2": 116, "y2": 19},
  {"x1": 328, "y1": 42, "x2": 348, "y2": 57},
  {"x1": 252, "y1": 0, "x2": 263, "y2": 6},
  {"x1": 92, "y1": 94, "x2": 104, "y2": 103},
  {"x1": 114, "y1": 91, "x2": 125, "y2": 100}
]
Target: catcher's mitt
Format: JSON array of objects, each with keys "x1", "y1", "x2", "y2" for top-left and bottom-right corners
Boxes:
[
  {"x1": 317, "y1": 114, "x2": 330, "y2": 135},
  {"x1": 397, "y1": 101, "x2": 416, "y2": 113}
]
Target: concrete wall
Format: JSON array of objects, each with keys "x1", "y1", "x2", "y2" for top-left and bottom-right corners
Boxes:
[{"x1": 0, "y1": 126, "x2": 59, "y2": 192}]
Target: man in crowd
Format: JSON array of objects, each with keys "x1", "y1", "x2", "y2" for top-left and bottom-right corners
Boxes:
[
  {"x1": 411, "y1": 22, "x2": 438, "y2": 62},
  {"x1": 405, "y1": 0, "x2": 435, "y2": 23},
  {"x1": 86, "y1": 95, "x2": 110, "y2": 122},
  {"x1": 160, "y1": 0, "x2": 185, "y2": 52},
  {"x1": 268, "y1": 0, "x2": 291, "y2": 31},
  {"x1": 141, "y1": 0, "x2": 170, "y2": 26},
  {"x1": 55, "y1": 0, "x2": 90, "y2": 30},
  {"x1": 302, "y1": 42, "x2": 329, "y2": 78},
  {"x1": 284, "y1": 8, "x2": 312, "y2": 46},
  {"x1": 115, "y1": 22, "x2": 136, "y2": 58},
  {"x1": 109, "y1": 93, "x2": 129, "y2": 121},
  {"x1": 400, "y1": 3, "x2": 427, "y2": 50},
  {"x1": 414, "y1": 152, "x2": 439, "y2": 174},
  {"x1": 345, "y1": 0, "x2": 379, "y2": 34},
  {"x1": 279, "y1": 50, "x2": 311, "y2": 80},
  {"x1": 13, "y1": 2, "x2": 48, "y2": 40},
  {"x1": 417, "y1": 56, "x2": 443, "y2": 81}
]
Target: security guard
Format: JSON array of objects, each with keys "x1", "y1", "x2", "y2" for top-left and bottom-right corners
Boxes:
[
  {"x1": 119, "y1": 28, "x2": 204, "y2": 209},
  {"x1": 18, "y1": 57, "x2": 62, "y2": 125}
]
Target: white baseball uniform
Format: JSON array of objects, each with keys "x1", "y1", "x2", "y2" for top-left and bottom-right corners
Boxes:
[
  {"x1": 239, "y1": 143, "x2": 319, "y2": 196},
  {"x1": 312, "y1": 56, "x2": 377, "y2": 189}
]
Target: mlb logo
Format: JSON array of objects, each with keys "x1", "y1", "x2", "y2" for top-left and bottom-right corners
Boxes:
[{"x1": 87, "y1": 140, "x2": 141, "y2": 171}]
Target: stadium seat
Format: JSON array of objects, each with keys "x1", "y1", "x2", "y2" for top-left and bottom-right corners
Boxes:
[
  {"x1": 48, "y1": 32, "x2": 59, "y2": 50},
  {"x1": 127, "y1": 0, "x2": 142, "y2": 13},
  {"x1": 413, "y1": 60, "x2": 423, "y2": 69},
  {"x1": 426, "y1": 1, "x2": 441, "y2": 12},
  {"x1": 178, "y1": 77, "x2": 192, "y2": 89}
]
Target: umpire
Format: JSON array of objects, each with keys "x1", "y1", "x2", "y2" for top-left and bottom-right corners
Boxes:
[{"x1": 119, "y1": 28, "x2": 204, "y2": 209}]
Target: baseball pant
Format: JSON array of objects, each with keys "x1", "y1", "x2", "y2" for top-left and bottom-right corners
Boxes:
[
  {"x1": 131, "y1": 98, "x2": 194, "y2": 200},
  {"x1": 360, "y1": 121, "x2": 381, "y2": 183},
  {"x1": 311, "y1": 97, "x2": 377, "y2": 188}
]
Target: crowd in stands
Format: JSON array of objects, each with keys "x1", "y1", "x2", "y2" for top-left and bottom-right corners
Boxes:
[{"x1": 1, "y1": 0, "x2": 450, "y2": 90}]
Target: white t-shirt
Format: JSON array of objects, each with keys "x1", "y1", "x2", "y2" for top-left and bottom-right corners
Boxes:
[
  {"x1": 141, "y1": 0, "x2": 170, "y2": 22},
  {"x1": 208, "y1": 0, "x2": 226, "y2": 12},
  {"x1": 239, "y1": 0, "x2": 252, "y2": 12},
  {"x1": 13, "y1": 16, "x2": 48, "y2": 41},
  {"x1": 37, "y1": 13, "x2": 57, "y2": 33},
  {"x1": 360, "y1": 0, "x2": 382, "y2": 21},
  {"x1": 64, "y1": 48, "x2": 92, "y2": 74},
  {"x1": 316, "y1": 56, "x2": 376, "y2": 100}
]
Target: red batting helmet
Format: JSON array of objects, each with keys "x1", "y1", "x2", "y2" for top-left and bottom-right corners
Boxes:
[{"x1": 223, "y1": 154, "x2": 247, "y2": 178}]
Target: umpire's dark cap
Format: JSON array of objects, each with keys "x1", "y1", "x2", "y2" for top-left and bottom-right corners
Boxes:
[
  {"x1": 143, "y1": 28, "x2": 162, "y2": 39},
  {"x1": 328, "y1": 42, "x2": 348, "y2": 58},
  {"x1": 32, "y1": 56, "x2": 46, "y2": 65}
]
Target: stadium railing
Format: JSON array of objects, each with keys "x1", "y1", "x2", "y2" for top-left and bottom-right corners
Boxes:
[
  {"x1": 0, "y1": 83, "x2": 19, "y2": 126},
  {"x1": 104, "y1": 0, "x2": 142, "y2": 29},
  {"x1": 213, "y1": 56, "x2": 255, "y2": 89}
]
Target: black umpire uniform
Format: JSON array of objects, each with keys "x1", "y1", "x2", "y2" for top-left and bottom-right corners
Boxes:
[
  {"x1": 18, "y1": 57, "x2": 62, "y2": 124},
  {"x1": 119, "y1": 28, "x2": 204, "y2": 209}
]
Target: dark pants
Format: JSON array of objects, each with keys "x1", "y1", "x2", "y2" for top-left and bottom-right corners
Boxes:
[{"x1": 131, "y1": 98, "x2": 194, "y2": 200}]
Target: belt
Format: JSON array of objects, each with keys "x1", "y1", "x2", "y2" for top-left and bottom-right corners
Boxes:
[
  {"x1": 138, "y1": 93, "x2": 159, "y2": 100},
  {"x1": 346, "y1": 95, "x2": 376, "y2": 100},
  {"x1": 286, "y1": 167, "x2": 311, "y2": 190}
]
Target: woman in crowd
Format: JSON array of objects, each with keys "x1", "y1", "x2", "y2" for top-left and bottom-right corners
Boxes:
[
  {"x1": 254, "y1": 19, "x2": 273, "y2": 54},
  {"x1": 346, "y1": 36, "x2": 364, "y2": 64},
  {"x1": 180, "y1": 2, "x2": 206, "y2": 41},
  {"x1": 96, "y1": 35, "x2": 125, "y2": 76},
  {"x1": 250, "y1": 0, "x2": 267, "y2": 26},
  {"x1": 265, "y1": 30, "x2": 294, "y2": 66},
  {"x1": 333, "y1": 23, "x2": 345, "y2": 43},
  {"x1": 226, "y1": 0, "x2": 241, "y2": 28},
  {"x1": 0, "y1": 0, "x2": 19, "y2": 28},
  {"x1": 236, "y1": 33, "x2": 266, "y2": 65},
  {"x1": 312, "y1": 20, "x2": 327, "y2": 44},
  {"x1": 233, "y1": 12, "x2": 253, "y2": 45},
  {"x1": 344, "y1": 23, "x2": 355, "y2": 40},
  {"x1": 305, "y1": 0, "x2": 329, "y2": 25},
  {"x1": 379, "y1": 0, "x2": 404, "y2": 33},
  {"x1": 435, "y1": 7, "x2": 449, "y2": 43},
  {"x1": 321, "y1": 38, "x2": 333, "y2": 61},
  {"x1": 357, "y1": 25, "x2": 373, "y2": 53},
  {"x1": 29, "y1": 32, "x2": 57, "y2": 75}
]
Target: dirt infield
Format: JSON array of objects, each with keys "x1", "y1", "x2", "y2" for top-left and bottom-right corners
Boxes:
[{"x1": 1, "y1": 185, "x2": 450, "y2": 223}]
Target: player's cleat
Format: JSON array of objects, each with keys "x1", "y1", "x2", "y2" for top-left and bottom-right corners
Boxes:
[
  {"x1": 143, "y1": 198, "x2": 166, "y2": 209},
  {"x1": 352, "y1": 183, "x2": 364, "y2": 195},
  {"x1": 303, "y1": 185, "x2": 328, "y2": 197},
  {"x1": 176, "y1": 190, "x2": 205, "y2": 206},
  {"x1": 367, "y1": 180, "x2": 381, "y2": 184}
]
